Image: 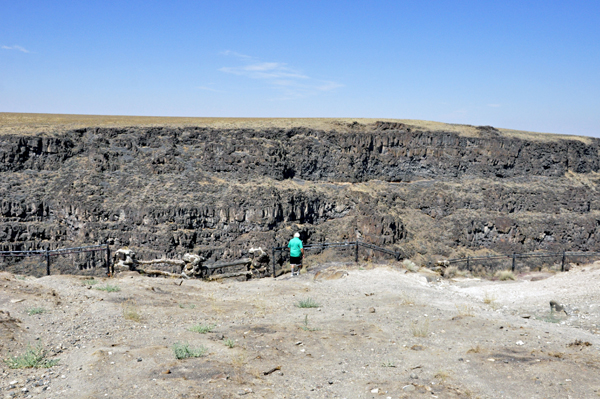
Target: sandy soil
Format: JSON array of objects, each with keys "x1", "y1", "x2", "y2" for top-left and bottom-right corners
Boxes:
[{"x1": 1, "y1": 262, "x2": 600, "y2": 399}]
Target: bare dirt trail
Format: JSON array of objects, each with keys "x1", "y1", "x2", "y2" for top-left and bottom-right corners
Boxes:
[{"x1": 1, "y1": 262, "x2": 600, "y2": 399}]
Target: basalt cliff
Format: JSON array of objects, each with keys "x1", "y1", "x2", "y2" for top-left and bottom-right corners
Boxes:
[{"x1": 1, "y1": 114, "x2": 600, "y2": 274}]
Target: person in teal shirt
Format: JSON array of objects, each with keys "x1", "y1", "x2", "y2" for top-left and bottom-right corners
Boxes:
[{"x1": 288, "y1": 232, "x2": 304, "y2": 276}]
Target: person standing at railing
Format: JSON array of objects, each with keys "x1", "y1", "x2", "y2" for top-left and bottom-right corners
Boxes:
[{"x1": 288, "y1": 232, "x2": 304, "y2": 276}]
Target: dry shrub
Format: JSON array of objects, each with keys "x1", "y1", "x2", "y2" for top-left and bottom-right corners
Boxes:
[
  {"x1": 470, "y1": 264, "x2": 491, "y2": 278},
  {"x1": 400, "y1": 292, "x2": 415, "y2": 305},
  {"x1": 467, "y1": 345, "x2": 482, "y2": 354},
  {"x1": 402, "y1": 259, "x2": 419, "y2": 273},
  {"x1": 122, "y1": 300, "x2": 141, "y2": 322},
  {"x1": 495, "y1": 270, "x2": 516, "y2": 281},
  {"x1": 444, "y1": 266, "x2": 458, "y2": 278},
  {"x1": 455, "y1": 304, "x2": 474, "y2": 317},
  {"x1": 482, "y1": 292, "x2": 499, "y2": 309},
  {"x1": 434, "y1": 370, "x2": 451, "y2": 382},
  {"x1": 410, "y1": 319, "x2": 429, "y2": 337}
]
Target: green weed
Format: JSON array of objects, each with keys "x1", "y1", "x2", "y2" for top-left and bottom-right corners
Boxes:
[
  {"x1": 296, "y1": 298, "x2": 320, "y2": 308},
  {"x1": 300, "y1": 315, "x2": 320, "y2": 331},
  {"x1": 188, "y1": 324, "x2": 216, "y2": 334},
  {"x1": 27, "y1": 307, "x2": 46, "y2": 316},
  {"x1": 95, "y1": 284, "x2": 120, "y2": 292},
  {"x1": 172, "y1": 342, "x2": 207, "y2": 359},
  {"x1": 4, "y1": 344, "x2": 59, "y2": 369}
]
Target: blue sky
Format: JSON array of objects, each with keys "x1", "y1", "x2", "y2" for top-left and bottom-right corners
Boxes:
[{"x1": 1, "y1": 1, "x2": 599, "y2": 137}]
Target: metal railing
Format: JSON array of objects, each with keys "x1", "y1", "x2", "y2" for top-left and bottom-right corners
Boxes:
[
  {"x1": 444, "y1": 251, "x2": 600, "y2": 272},
  {"x1": 0, "y1": 244, "x2": 112, "y2": 276},
  {"x1": 271, "y1": 240, "x2": 401, "y2": 277}
]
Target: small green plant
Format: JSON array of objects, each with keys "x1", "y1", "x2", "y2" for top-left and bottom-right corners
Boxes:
[
  {"x1": 179, "y1": 303, "x2": 196, "y2": 309},
  {"x1": 27, "y1": 307, "x2": 46, "y2": 316},
  {"x1": 172, "y1": 342, "x2": 207, "y2": 359},
  {"x1": 297, "y1": 298, "x2": 320, "y2": 308},
  {"x1": 300, "y1": 315, "x2": 320, "y2": 331},
  {"x1": 4, "y1": 344, "x2": 59, "y2": 369},
  {"x1": 381, "y1": 360, "x2": 396, "y2": 367},
  {"x1": 95, "y1": 284, "x2": 120, "y2": 292},
  {"x1": 15, "y1": 275, "x2": 26, "y2": 281},
  {"x1": 495, "y1": 270, "x2": 516, "y2": 281},
  {"x1": 410, "y1": 318, "x2": 430, "y2": 337},
  {"x1": 188, "y1": 323, "x2": 216, "y2": 334},
  {"x1": 83, "y1": 278, "x2": 99, "y2": 286},
  {"x1": 224, "y1": 338, "x2": 235, "y2": 348}
]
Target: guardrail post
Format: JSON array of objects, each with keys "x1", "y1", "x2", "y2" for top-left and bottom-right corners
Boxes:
[
  {"x1": 511, "y1": 253, "x2": 516, "y2": 272},
  {"x1": 271, "y1": 247, "x2": 276, "y2": 278},
  {"x1": 355, "y1": 241, "x2": 359, "y2": 263},
  {"x1": 561, "y1": 251, "x2": 566, "y2": 272},
  {"x1": 46, "y1": 248, "x2": 51, "y2": 276}
]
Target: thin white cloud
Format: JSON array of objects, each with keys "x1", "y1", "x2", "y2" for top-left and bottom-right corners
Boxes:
[
  {"x1": 219, "y1": 50, "x2": 252, "y2": 59},
  {"x1": 197, "y1": 86, "x2": 224, "y2": 93},
  {"x1": 487, "y1": 104, "x2": 501, "y2": 108},
  {"x1": 1, "y1": 45, "x2": 30, "y2": 53},
  {"x1": 220, "y1": 51, "x2": 343, "y2": 99},
  {"x1": 220, "y1": 63, "x2": 309, "y2": 80}
]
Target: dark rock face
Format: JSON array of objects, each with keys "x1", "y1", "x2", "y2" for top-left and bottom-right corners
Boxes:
[{"x1": 1, "y1": 124, "x2": 600, "y2": 274}]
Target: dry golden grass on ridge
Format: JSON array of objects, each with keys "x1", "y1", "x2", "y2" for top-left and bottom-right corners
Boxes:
[{"x1": 0, "y1": 112, "x2": 592, "y2": 143}]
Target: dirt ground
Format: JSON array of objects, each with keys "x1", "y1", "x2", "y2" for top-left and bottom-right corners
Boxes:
[{"x1": 1, "y1": 261, "x2": 600, "y2": 399}]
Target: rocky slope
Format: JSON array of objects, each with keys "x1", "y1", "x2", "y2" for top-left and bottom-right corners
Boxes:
[{"x1": 1, "y1": 115, "x2": 600, "y2": 275}]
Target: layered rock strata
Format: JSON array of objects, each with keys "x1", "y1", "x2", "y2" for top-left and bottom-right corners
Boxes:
[{"x1": 1, "y1": 121, "x2": 599, "y2": 275}]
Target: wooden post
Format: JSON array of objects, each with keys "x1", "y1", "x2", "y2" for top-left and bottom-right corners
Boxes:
[
  {"x1": 271, "y1": 247, "x2": 276, "y2": 278},
  {"x1": 46, "y1": 248, "x2": 50, "y2": 276},
  {"x1": 355, "y1": 241, "x2": 359, "y2": 263},
  {"x1": 466, "y1": 256, "x2": 470, "y2": 270},
  {"x1": 561, "y1": 251, "x2": 566, "y2": 272},
  {"x1": 106, "y1": 243, "x2": 111, "y2": 276},
  {"x1": 511, "y1": 253, "x2": 516, "y2": 272}
]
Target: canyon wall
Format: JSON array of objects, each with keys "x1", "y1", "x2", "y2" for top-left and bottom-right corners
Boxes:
[{"x1": 1, "y1": 121, "x2": 600, "y2": 274}]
